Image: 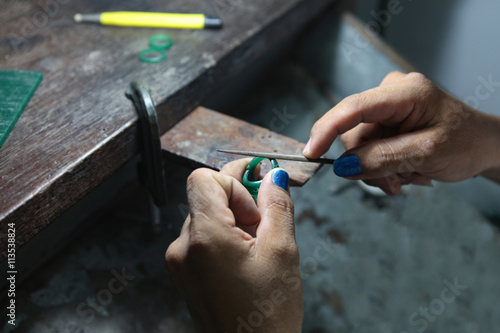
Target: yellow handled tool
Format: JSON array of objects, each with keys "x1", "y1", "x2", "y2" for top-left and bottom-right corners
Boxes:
[{"x1": 74, "y1": 12, "x2": 223, "y2": 29}]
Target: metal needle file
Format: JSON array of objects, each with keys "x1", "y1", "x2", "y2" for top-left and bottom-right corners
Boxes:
[{"x1": 217, "y1": 149, "x2": 335, "y2": 164}]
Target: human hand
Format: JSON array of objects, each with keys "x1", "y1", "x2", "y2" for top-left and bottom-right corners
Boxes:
[
  {"x1": 303, "y1": 71, "x2": 500, "y2": 195},
  {"x1": 165, "y1": 159, "x2": 303, "y2": 333}
]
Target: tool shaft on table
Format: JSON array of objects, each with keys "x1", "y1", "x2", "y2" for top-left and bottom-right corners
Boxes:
[{"x1": 217, "y1": 149, "x2": 335, "y2": 164}]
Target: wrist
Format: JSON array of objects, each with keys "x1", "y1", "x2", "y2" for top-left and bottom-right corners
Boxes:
[{"x1": 479, "y1": 112, "x2": 500, "y2": 182}]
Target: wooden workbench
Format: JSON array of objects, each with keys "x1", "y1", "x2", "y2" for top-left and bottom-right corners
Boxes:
[{"x1": 0, "y1": 0, "x2": 334, "y2": 259}]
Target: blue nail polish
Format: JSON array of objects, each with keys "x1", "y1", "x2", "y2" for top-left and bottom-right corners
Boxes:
[
  {"x1": 272, "y1": 169, "x2": 289, "y2": 191},
  {"x1": 334, "y1": 155, "x2": 362, "y2": 177}
]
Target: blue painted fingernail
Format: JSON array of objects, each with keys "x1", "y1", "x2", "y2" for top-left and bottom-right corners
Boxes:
[
  {"x1": 334, "y1": 155, "x2": 362, "y2": 177},
  {"x1": 272, "y1": 169, "x2": 289, "y2": 191}
]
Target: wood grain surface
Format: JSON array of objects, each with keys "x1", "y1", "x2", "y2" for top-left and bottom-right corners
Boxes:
[
  {"x1": 0, "y1": 0, "x2": 334, "y2": 259},
  {"x1": 161, "y1": 107, "x2": 322, "y2": 187}
]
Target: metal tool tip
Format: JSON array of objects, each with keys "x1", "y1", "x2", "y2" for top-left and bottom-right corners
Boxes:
[{"x1": 204, "y1": 17, "x2": 223, "y2": 29}]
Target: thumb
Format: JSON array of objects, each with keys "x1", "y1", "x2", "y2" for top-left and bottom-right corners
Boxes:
[
  {"x1": 255, "y1": 168, "x2": 296, "y2": 249},
  {"x1": 334, "y1": 130, "x2": 434, "y2": 180}
]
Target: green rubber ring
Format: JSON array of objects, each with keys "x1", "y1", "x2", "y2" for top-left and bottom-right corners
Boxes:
[
  {"x1": 139, "y1": 48, "x2": 166, "y2": 63},
  {"x1": 149, "y1": 34, "x2": 174, "y2": 50},
  {"x1": 242, "y1": 157, "x2": 279, "y2": 198}
]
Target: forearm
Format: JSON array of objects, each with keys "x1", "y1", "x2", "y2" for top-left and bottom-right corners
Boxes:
[{"x1": 479, "y1": 113, "x2": 500, "y2": 183}]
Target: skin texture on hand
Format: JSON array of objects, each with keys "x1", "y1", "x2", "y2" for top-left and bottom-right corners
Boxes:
[
  {"x1": 166, "y1": 159, "x2": 303, "y2": 333},
  {"x1": 303, "y1": 71, "x2": 500, "y2": 195}
]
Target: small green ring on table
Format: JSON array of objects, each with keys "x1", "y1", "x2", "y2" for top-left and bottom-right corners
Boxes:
[
  {"x1": 149, "y1": 34, "x2": 174, "y2": 50},
  {"x1": 242, "y1": 157, "x2": 279, "y2": 198},
  {"x1": 139, "y1": 48, "x2": 166, "y2": 63}
]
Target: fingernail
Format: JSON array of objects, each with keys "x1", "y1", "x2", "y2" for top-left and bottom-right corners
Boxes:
[
  {"x1": 272, "y1": 169, "x2": 289, "y2": 192},
  {"x1": 303, "y1": 138, "x2": 311, "y2": 156},
  {"x1": 411, "y1": 179, "x2": 434, "y2": 187},
  {"x1": 334, "y1": 155, "x2": 362, "y2": 177}
]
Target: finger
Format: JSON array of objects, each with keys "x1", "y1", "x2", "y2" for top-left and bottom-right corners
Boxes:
[
  {"x1": 220, "y1": 158, "x2": 253, "y2": 180},
  {"x1": 255, "y1": 168, "x2": 296, "y2": 251},
  {"x1": 362, "y1": 175, "x2": 409, "y2": 196},
  {"x1": 363, "y1": 175, "x2": 410, "y2": 196},
  {"x1": 408, "y1": 176, "x2": 433, "y2": 187},
  {"x1": 340, "y1": 123, "x2": 384, "y2": 149},
  {"x1": 341, "y1": 123, "x2": 398, "y2": 154},
  {"x1": 220, "y1": 158, "x2": 261, "y2": 186},
  {"x1": 363, "y1": 172, "x2": 433, "y2": 196},
  {"x1": 165, "y1": 236, "x2": 188, "y2": 280},
  {"x1": 380, "y1": 71, "x2": 407, "y2": 86},
  {"x1": 304, "y1": 73, "x2": 433, "y2": 158},
  {"x1": 333, "y1": 127, "x2": 436, "y2": 180},
  {"x1": 179, "y1": 214, "x2": 192, "y2": 236},
  {"x1": 362, "y1": 178, "x2": 399, "y2": 195},
  {"x1": 186, "y1": 168, "x2": 260, "y2": 231}
]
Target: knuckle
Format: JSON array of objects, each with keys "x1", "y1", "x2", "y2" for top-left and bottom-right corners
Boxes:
[
  {"x1": 420, "y1": 135, "x2": 440, "y2": 158},
  {"x1": 267, "y1": 196, "x2": 295, "y2": 219},
  {"x1": 340, "y1": 127, "x2": 364, "y2": 150},
  {"x1": 371, "y1": 140, "x2": 397, "y2": 173},
  {"x1": 188, "y1": 229, "x2": 213, "y2": 252},
  {"x1": 187, "y1": 168, "x2": 212, "y2": 183},
  {"x1": 405, "y1": 72, "x2": 428, "y2": 84},
  {"x1": 221, "y1": 158, "x2": 251, "y2": 174},
  {"x1": 339, "y1": 133, "x2": 351, "y2": 148},
  {"x1": 405, "y1": 72, "x2": 435, "y2": 94},
  {"x1": 271, "y1": 241, "x2": 300, "y2": 263},
  {"x1": 342, "y1": 93, "x2": 364, "y2": 109},
  {"x1": 187, "y1": 227, "x2": 227, "y2": 262},
  {"x1": 186, "y1": 168, "x2": 214, "y2": 191},
  {"x1": 372, "y1": 156, "x2": 390, "y2": 174},
  {"x1": 384, "y1": 70, "x2": 404, "y2": 81},
  {"x1": 165, "y1": 241, "x2": 184, "y2": 274},
  {"x1": 165, "y1": 230, "x2": 219, "y2": 276}
]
